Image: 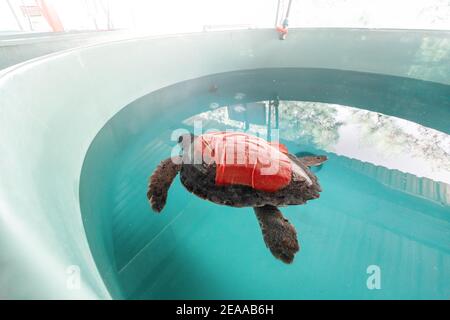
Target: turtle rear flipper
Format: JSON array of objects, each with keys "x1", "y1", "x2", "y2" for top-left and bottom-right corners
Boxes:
[
  {"x1": 254, "y1": 205, "x2": 300, "y2": 264},
  {"x1": 148, "y1": 156, "x2": 182, "y2": 212}
]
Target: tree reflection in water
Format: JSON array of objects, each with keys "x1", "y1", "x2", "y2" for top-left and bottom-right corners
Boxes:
[
  {"x1": 279, "y1": 101, "x2": 342, "y2": 149},
  {"x1": 184, "y1": 100, "x2": 450, "y2": 185}
]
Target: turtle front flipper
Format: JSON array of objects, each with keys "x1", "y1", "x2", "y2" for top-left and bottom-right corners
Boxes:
[
  {"x1": 254, "y1": 205, "x2": 300, "y2": 264},
  {"x1": 148, "y1": 156, "x2": 182, "y2": 212},
  {"x1": 297, "y1": 155, "x2": 327, "y2": 167}
]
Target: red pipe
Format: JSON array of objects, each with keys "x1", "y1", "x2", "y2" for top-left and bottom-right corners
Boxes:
[{"x1": 37, "y1": 0, "x2": 64, "y2": 32}]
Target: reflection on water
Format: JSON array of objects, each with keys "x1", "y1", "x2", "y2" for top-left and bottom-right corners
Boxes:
[{"x1": 186, "y1": 100, "x2": 450, "y2": 185}]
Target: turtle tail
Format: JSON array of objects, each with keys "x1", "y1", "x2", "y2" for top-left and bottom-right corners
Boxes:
[{"x1": 148, "y1": 156, "x2": 182, "y2": 212}]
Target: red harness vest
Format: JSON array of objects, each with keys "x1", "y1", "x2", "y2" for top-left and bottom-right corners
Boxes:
[{"x1": 194, "y1": 132, "x2": 292, "y2": 192}]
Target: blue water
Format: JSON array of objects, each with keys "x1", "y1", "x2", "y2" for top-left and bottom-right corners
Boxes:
[{"x1": 80, "y1": 68, "x2": 450, "y2": 299}]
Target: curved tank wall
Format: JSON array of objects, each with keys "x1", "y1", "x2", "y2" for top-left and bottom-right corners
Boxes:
[
  {"x1": 0, "y1": 28, "x2": 449, "y2": 299},
  {"x1": 0, "y1": 30, "x2": 130, "y2": 71}
]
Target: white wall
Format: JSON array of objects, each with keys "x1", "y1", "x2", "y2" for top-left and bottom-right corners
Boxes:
[{"x1": 1, "y1": 0, "x2": 449, "y2": 33}]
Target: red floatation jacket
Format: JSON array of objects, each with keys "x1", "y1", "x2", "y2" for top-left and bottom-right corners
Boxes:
[{"x1": 194, "y1": 132, "x2": 292, "y2": 192}]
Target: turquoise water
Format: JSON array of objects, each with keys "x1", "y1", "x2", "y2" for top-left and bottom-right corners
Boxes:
[{"x1": 80, "y1": 68, "x2": 450, "y2": 299}]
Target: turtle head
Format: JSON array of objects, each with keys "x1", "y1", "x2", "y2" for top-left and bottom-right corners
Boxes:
[{"x1": 310, "y1": 155, "x2": 328, "y2": 166}]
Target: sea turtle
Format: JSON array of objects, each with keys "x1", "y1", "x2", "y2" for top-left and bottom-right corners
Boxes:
[{"x1": 148, "y1": 132, "x2": 327, "y2": 263}]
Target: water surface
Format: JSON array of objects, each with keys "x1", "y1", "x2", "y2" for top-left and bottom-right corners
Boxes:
[{"x1": 80, "y1": 68, "x2": 450, "y2": 299}]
